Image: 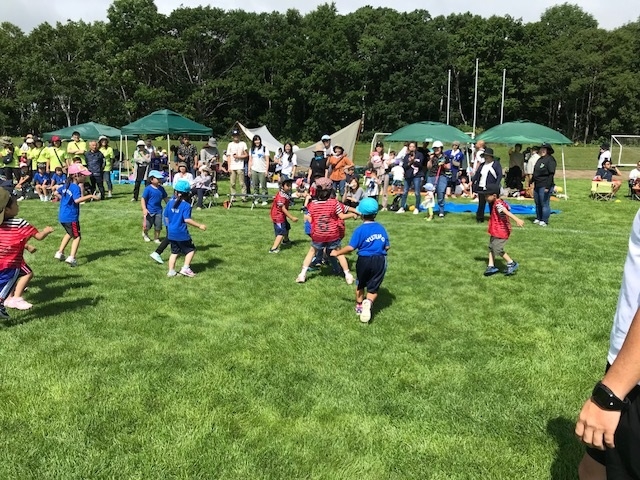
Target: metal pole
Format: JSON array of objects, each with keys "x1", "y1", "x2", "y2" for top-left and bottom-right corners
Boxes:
[
  {"x1": 562, "y1": 147, "x2": 568, "y2": 200},
  {"x1": 500, "y1": 68, "x2": 506, "y2": 124},
  {"x1": 447, "y1": 69, "x2": 451, "y2": 125},
  {"x1": 472, "y1": 58, "x2": 479, "y2": 137}
]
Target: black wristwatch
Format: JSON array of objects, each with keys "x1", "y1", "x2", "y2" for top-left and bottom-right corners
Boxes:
[{"x1": 591, "y1": 381, "x2": 630, "y2": 411}]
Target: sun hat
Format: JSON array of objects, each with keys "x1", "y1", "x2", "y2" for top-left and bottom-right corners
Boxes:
[
  {"x1": 356, "y1": 197, "x2": 379, "y2": 216},
  {"x1": 148, "y1": 170, "x2": 164, "y2": 179},
  {"x1": 321, "y1": 134, "x2": 331, "y2": 141},
  {"x1": 136, "y1": 140, "x2": 145, "y2": 147},
  {"x1": 173, "y1": 180, "x2": 191, "y2": 193},
  {"x1": 432, "y1": 140, "x2": 444, "y2": 149},
  {"x1": 1, "y1": 136, "x2": 12, "y2": 145},
  {"x1": 68, "y1": 163, "x2": 91, "y2": 176},
  {"x1": 25, "y1": 134, "x2": 33, "y2": 139},
  {"x1": 207, "y1": 137, "x2": 217, "y2": 148},
  {"x1": 98, "y1": 135, "x2": 108, "y2": 142},
  {"x1": 314, "y1": 177, "x2": 333, "y2": 190},
  {"x1": 26, "y1": 138, "x2": 34, "y2": 144},
  {"x1": 424, "y1": 182, "x2": 434, "y2": 192},
  {"x1": 452, "y1": 140, "x2": 460, "y2": 146},
  {"x1": 200, "y1": 165, "x2": 211, "y2": 174},
  {"x1": 484, "y1": 183, "x2": 501, "y2": 195},
  {"x1": 481, "y1": 147, "x2": 496, "y2": 158},
  {"x1": 540, "y1": 142, "x2": 555, "y2": 154},
  {"x1": 0, "y1": 188, "x2": 10, "y2": 223},
  {"x1": 177, "y1": 162, "x2": 187, "y2": 168},
  {"x1": 51, "y1": 135, "x2": 61, "y2": 142}
]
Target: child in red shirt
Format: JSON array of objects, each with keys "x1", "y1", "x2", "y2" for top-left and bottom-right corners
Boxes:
[
  {"x1": 484, "y1": 184, "x2": 524, "y2": 276},
  {"x1": 269, "y1": 178, "x2": 298, "y2": 253}
]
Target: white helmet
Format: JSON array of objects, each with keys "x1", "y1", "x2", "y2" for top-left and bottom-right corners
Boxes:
[{"x1": 432, "y1": 140, "x2": 444, "y2": 149}]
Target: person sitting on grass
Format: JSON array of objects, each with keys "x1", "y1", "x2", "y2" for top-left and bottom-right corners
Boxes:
[
  {"x1": 296, "y1": 177, "x2": 358, "y2": 284},
  {"x1": 49, "y1": 167, "x2": 66, "y2": 201},
  {"x1": 343, "y1": 178, "x2": 365, "y2": 208},
  {"x1": 33, "y1": 165, "x2": 51, "y2": 202},
  {"x1": 141, "y1": 170, "x2": 168, "y2": 244},
  {"x1": 0, "y1": 189, "x2": 54, "y2": 318},
  {"x1": 15, "y1": 163, "x2": 32, "y2": 201},
  {"x1": 595, "y1": 159, "x2": 622, "y2": 195},
  {"x1": 483, "y1": 183, "x2": 524, "y2": 277},
  {"x1": 331, "y1": 197, "x2": 389, "y2": 324},
  {"x1": 164, "y1": 180, "x2": 206, "y2": 278},
  {"x1": 53, "y1": 164, "x2": 100, "y2": 267},
  {"x1": 269, "y1": 178, "x2": 298, "y2": 254}
]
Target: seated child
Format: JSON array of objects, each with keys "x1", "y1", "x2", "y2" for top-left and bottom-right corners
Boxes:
[
  {"x1": 391, "y1": 162, "x2": 405, "y2": 194},
  {"x1": 343, "y1": 178, "x2": 365, "y2": 208},
  {"x1": 33, "y1": 165, "x2": 51, "y2": 202},
  {"x1": 15, "y1": 163, "x2": 32, "y2": 201}
]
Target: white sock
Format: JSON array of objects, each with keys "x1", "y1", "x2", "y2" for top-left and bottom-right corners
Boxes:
[
  {"x1": 300, "y1": 266, "x2": 308, "y2": 275},
  {"x1": 343, "y1": 269, "x2": 350, "y2": 275},
  {"x1": 183, "y1": 264, "x2": 190, "y2": 270}
]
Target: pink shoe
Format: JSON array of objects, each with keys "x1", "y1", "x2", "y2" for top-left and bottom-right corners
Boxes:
[{"x1": 5, "y1": 297, "x2": 32, "y2": 310}]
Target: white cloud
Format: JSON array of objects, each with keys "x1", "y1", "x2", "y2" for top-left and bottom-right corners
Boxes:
[{"x1": 5, "y1": 0, "x2": 640, "y2": 32}]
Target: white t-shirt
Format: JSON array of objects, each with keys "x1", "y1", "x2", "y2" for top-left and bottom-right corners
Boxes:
[
  {"x1": 391, "y1": 165, "x2": 405, "y2": 182},
  {"x1": 526, "y1": 153, "x2": 540, "y2": 175},
  {"x1": 172, "y1": 172, "x2": 194, "y2": 186},
  {"x1": 608, "y1": 208, "x2": 640, "y2": 371},
  {"x1": 472, "y1": 148, "x2": 485, "y2": 174},
  {"x1": 280, "y1": 152, "x2": 297, "y2": 176},
  {"x1": 629, "y1": 168, "x2": 640, "y2": 180},
  {"x1": 478, "y1": 162, "x2": 494, "y2": 189},
  {"x1": 226, "y1": 141, "x2": 248, "y2": 171},
  {"x1": 598, "y1": 150, "x2": 611, "y2": 168},
  {"x1": 249, "y1": 145, "x2": 270, "y2": 173}
]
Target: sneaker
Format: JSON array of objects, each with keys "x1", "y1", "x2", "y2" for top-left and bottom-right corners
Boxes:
[
  {"x1": 533, "y1": 219, "x2": 540, "y2": 224},
  {"x1": 413, "y1": 208, "x2": 420, "y2": 215},
  {"x1": 167, "y1": 269, "x2": 177, "y2": 277},
  {"x1": 0, "y1": 304, "x2": 9, "y2": 319},
  {"x1": 54, "y1": 251, "x2": 65, "y2": 261},
  {"x1": 281, "y1": 239, "x2": 292, "y2": 246},
  {"x1": 268, "y1": 248, "x2": 280, "y2": 254},
  {"x1": 296, "y1": 274, "x2": 306, "y2": 283},
  {"x1": 355, "y1": 303, "x2": 363, "y2": 315},
  {"x1": 253, "y1": 199, "x2": 259, "y2": 205},
  {"x1": 539, "y1": 221, "x2": 547, "y2": 227},
  {"x1": 17, "y1": 196, "x2": 24, "y2": 202},
  {"x1": 5, "y1": 297, "x2": 32, "y2": 310},
  {"x1": 344, "y1": 272, "x2": 355, "y2": 285},
  {"x1": 65, "y1": 257, "x2": 78, "y2": 267},
  {"x1": 153, "y1": 239, "x2": 161, "y2": 244},
  {"x1": 143, "y1": 234, "x2": 151, "y2": 242},
  {"x1": 130, "y1": 198, "x2": 136, "y2": 202},
  {"x1": 396, "y1": 208, "x2": 405, "y2": 214},
  {"x1": 505, "y1": 262, "x2": 519, "y2": 276},
  {"x1": 360, "y1": 299, "x2": 372, "y2": 323},
  {"x1": 107, "y1": 192, "x2": 112, "y2": 198},
  {"x1": 150, "y1": 252, "x2": 163, "y2": 264},
  {"x1": 484, "y1": 266, "x2": 500, "y2": 277},
  {"x1": 179, "y1": 267, "x2": 196, "y2": 277},
  {"x1": 380, "y1": 207, "x2": 387, "y2": 212},
  {"x1": 439, "y1": 212, "x2": 445, "y2": 218},
  {"x1": 261, "y1": 201, "x2": 268, "y2": 206},
  {"x1": 196, "y1": 207, "x2": 202, "y2": 210}
]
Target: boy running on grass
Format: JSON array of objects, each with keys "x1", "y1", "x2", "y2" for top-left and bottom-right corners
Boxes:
[
  {"x1": 296, "y1": 177, "x2": 358, "y2": 284},
  {"x1": 331, "y1": 197, "x2": 389, "y2": 323},
  {"x1": 483, "y1": 183, "x2": 524, "y2": 277},
  {"x1": 141, "y1": 170, "x2": 168, "y2": 243},
  {"x1": 269, "y1": 178, "x2": 298, "y2": 253},
  {"x1": 0, "y1": 189, "x2": 54, "y2": 318}
]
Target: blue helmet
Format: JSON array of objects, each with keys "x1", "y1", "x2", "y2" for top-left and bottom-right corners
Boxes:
[
  {"x1": 356, "y1": 197, "x2": 379, "y2": 216},
  {"x1": 173, "y1": 180, "x2": 191, "y2": 193}
]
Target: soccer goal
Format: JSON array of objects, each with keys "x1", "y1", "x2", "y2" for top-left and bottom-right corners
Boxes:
[{"x1": 611, "y1": 135, "x2": 640, "y2": 167}]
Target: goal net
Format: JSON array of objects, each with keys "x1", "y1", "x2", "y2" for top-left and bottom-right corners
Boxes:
[{"x1": 611, "y1": 135, "x2": 640, "y2": 167}]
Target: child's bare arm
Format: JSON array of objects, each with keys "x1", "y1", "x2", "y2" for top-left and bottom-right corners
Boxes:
[
  {"x1": 282, "y1": 206, "x2": 298, "y2": 222},
  {"x1": 25, "y1": 244, "x2": 37, "y2": 253},
  {"x1": 185, "y1": 218, "x2": 206, "y2": 231},
  {"x1": 504, "y1": 210, "x2": 525, "y2": 227},
  {"x1": 33, "y1": 226, "x2": 54, "y2": 240},
  {"x1": 75, "y1": 193, "x2": 99, "y2": 203},
  {"x1": 338, "y1": 212, "x2": 358, "y2": 220},
  {"x1": 331, "y1": 245, "x2": 355, "y2": 256}
]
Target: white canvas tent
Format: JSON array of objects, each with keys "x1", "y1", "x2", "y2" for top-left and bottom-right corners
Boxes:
[{"x1": 237, "y1": 120, "x2": 362, "y2": 167}]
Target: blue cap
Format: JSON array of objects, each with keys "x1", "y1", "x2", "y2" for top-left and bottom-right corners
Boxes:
[
  {"x1": 148, "y1": 170, "x2": 164, "y2": 179},
  {"x1": 173, "y1": 180, "x2": 191, "y2": 193},
  {"x1": 423, "y1": 182, "x2": 434, "y2": 192},
  {"x1": 356, "y1": 197, "x2": 379, "y2": 216}
]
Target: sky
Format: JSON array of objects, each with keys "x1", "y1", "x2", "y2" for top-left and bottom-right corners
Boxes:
[{"x1": 4, "y1": 0, "x2": 640, "y2": 32}]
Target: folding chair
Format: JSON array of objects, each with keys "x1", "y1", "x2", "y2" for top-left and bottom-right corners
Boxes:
[{"x1": 590, "y1": 181, "x2": 614, "y2": 201}]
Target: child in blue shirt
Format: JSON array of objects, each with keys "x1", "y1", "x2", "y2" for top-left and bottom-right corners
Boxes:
[
  {"x1": 33, "y1": 166, "x2": 51, "y2": 202},
  {"x1": 331, "y1": 197, "x2": 389, "y2": 323},
  {"x1": 50, "y1": 167, "x2": 67, "y2": 187},
  {"x1": 141, "y1": 170, "x2": 168, "y2": 243},
  {"x1": 53, "y1": 164, "x2": 99, "y2": 267},
  {"x1": 164, "y1": 180, "x2": 206, "y2": 278}
]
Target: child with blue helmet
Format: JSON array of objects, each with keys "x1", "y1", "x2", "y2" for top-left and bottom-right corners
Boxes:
[
  {"x1": 163, "y1": 180, "x2": 206, "y2": 277},
  {"x1": 331, "y1": 197, "x2": 390, "y2": 323}
]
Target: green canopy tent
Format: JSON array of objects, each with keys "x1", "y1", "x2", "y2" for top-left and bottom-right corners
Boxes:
[
  {"x1": 120, "y1": 109, "x2": 212, "y2": 181},
  {"x1": 476, "y1": 120, "x2": 572, "y2": 199},
  {"x1": 385, "y1": 121, "x2": 471, "y2": 144},
  {"x1": 42, "y1": 122, "x2": 121, "y2": 141}
]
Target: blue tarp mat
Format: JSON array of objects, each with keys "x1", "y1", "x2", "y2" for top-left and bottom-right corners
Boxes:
[{"x1": 419, "y1": 202, "x2": 560, "y2": 215}]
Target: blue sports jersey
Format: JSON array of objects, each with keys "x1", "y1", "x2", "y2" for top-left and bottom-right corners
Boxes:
[
  {"x1": 164, "y1": 198, "x2": 192, "y2": 241},
  {"x1": 348, "y1": 221, "x2": 390, "y2": 256},
  {"x1": 51, "y1": 173, "x2": 67, "y2": 185},
  {"x1": 33, "y1": 172, "x2": 50, "y2": 185},
  {"x1": 142, "y1": 184, "x2": 167, "y2": 215},
  {"x1": 58, "y1": 183, "x2": 81, "y2": 223}
]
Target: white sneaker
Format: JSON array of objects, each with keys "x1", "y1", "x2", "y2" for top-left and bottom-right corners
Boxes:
[
  {"x1": 261, "y1": 201, "x2": 268, "y2": 206},
  {"x1": 533, "y1": 219, "x2": 540, "y2": 224},
  {"x1": 153, "y1": 239, "x2": 161, "y2": 244},
  {"x1": 39, "y1": 194, "x2": 44, "y2": 201},
  {"x1": 296, "y1": 274, "x2": 306, "y2": 283},
  {"x1": 360, "y1": 299, "x2": 372, "y2": 323},
  {"x1": 344, "y1": 272, "x2": 355, "y2": 285},
  {"x1": 539, "y1": 221, "x2": 548, "y2": 227},
  {"x1": 439, "y1": 213, "x2": 444, "y2": 218},
  {"x1": 396, "y1": 208, "x2": 405, "y2": 214},
  {"x1": 143, "y1": 234, "x2": 151, "y2": 242},
  {"x1": 17, "y1": 196, "x2": 24, "y2": 202},
  {"x1": 107, "y1": 192, "x2": 112, "y2": 198},
  {"x1": 150, "y1": 252, "x2": 163, "y2": 264},
  {"x1": 65, "y1": 257, "x2": 78, "y2": 267},
  {"x1": 253, "y1": 199, "x2": 259, "y2": 205},
  {"x1": 413, "y1": 208, "x2": 420, "y2": 215},
  {"x1": 167, "y1": 269, "x2": 177, "y2": 277},
  {"x1": 54, "y1": 251, "x2": 65, "y2": 261}
]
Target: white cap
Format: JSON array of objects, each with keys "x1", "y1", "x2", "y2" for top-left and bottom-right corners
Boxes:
[
  {"x1": 136, "y1": 140, "x2": 145, "y2": 146},
  {"x1": 432, "y1": 140, "x2": 444, "y2": 148},
  {"x1": 321, "y1": 134, "x2": 331, "y2": 141}
]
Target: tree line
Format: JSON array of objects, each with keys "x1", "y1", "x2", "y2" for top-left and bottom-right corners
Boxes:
[{"x1": 1, "y1": 0, "x2": 639, "y2": 143}]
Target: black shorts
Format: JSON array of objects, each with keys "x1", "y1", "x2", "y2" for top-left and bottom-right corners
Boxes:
[
  {"x1": 170, "y1": 239, "x2": 196, "y2": 255},
  {"x1": 588, "y1": 364, "x2": 640, "y2": 479},
  {"x1": 19, "y1": 263, "x2": 32, "y2": 276},
  {"x1": 355, "y1": 255, "x2": 387, "y2": 293},
  {"x1": 61, "y1": 222, "x2": 81, "y2": 239}
]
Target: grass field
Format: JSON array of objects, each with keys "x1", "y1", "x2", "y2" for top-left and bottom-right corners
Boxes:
[{"x1": 0, "y1": 178, "x2": 638, "y2": 479}]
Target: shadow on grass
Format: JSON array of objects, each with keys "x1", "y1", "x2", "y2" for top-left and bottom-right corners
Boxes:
[
  {"x1": 547, "y1": 416, "x2": 584, "y2": 479},
  {"x1": 197, "y1": 257, "x2": 224, "y2": 270},
  {"x1": 196, "y1": 243, "x2": 221, "y2": 252},
  {"x1": 85, "y1": 248, "x2": 133, "y2": 263},
  {"x1": 2, "y1": 295, "x2": 103, "y2": 327}
]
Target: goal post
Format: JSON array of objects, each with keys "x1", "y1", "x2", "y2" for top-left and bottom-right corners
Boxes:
[{"x1": 611, "y1": 135, "x2": 640, "y2": 167}]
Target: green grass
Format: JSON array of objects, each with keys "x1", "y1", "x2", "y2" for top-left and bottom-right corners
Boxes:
[{"x1": 0, "y1": 179, "x2": 637, "y2": 479}]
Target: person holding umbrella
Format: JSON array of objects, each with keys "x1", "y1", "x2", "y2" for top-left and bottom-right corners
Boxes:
[{"x1": 531, "y1": 143, "x2": 556, "y2": 227}]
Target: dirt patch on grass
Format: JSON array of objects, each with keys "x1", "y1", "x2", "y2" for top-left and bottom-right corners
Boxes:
[{"x1": 563, "y1": 170, "x2": 594, "y2": 179}]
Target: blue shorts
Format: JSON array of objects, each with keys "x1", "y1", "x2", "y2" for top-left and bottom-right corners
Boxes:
[
  {"x1": 311, "y1": 239, "x2": 341, "y2": 251},
  {"x1": 0, "y1": 268, "x2": 20, "y2": 300},
  {"x1": 273, "y1": 220, "x2": 291, "y2": 237},
  {"x1": 355, "y1": 255, "x2": 387, "y2": 293}
]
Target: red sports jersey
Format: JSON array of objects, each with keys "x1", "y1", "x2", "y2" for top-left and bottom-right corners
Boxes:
[
  {"x1": 0, "y1": 218, "x2": 38, "y2": 270},
  {"x1": 270, "y1": 191, "x2": 291, "y2": 223},
  {"x1": 308, "y1": 198, "x2": 348, "y2": 243},
  {"x1": 488, "y1": 199, "x2": 511, "y2": 239}
]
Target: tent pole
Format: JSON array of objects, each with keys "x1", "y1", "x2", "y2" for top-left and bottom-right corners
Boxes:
[
  {"x1": 167, "y1": 134, "x2": 171, "y2": 183},
  {"x1": 562, "y1": 147, "x2": 568, "y2": 200},
  {"x1": 118, "y1": 135, "x2": 123, "y2": 185},
  {"x1": 125, "y1": 136, "x2": 130, "y2": 181}
]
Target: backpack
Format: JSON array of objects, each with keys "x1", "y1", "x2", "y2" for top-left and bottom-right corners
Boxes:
[{"x1": 388, "y1": 193, "x2": 403, "y2": 212}]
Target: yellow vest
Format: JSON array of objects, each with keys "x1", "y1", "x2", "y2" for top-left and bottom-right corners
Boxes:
[
  {"x1": 67, "y1": 141, "x2": 87, "y2": 165},
  {"x1": 1, "y1": 148, "x2": 20, "y2": 168},
  {"x1": 100, "y1": 146, "x2": 114, "y2": 171},
  {"x1": 27, "y1": 147, "x2": 47, "y2": 170},
  {"x1": 46, "y1": 146, "x2": 67, "y2": 170}
]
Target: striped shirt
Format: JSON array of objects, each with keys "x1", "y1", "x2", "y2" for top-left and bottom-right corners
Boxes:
[
  {"x1": 0, "y1": 218, "x2": 38, "y2": 270},
  {"x1": 308, "y1": 198, "x2": 349, "y2": 243},
  {"x1": 488, "y1": 199, "x2": 511, "y2": 239},
  {"x1": 270, "y1": 191, "x2": 291, "y2": 224}
]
